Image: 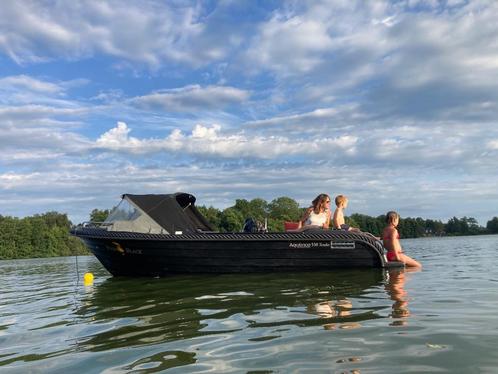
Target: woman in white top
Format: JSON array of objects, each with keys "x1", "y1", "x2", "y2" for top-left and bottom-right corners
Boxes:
[{"x1": 300, "y1": 193, "x2": 331, "y2": 229}]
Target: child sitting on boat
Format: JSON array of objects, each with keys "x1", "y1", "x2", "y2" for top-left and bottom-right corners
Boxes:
[
  {"x1": 383, "y1": 211, "x2": 422, "y2": 268},
  {"x1": 333, "y1": 195, "x2": 359, "y2": 231},
  {"x1": 300, "y1": 193, "x2": 331, "y2": 229}
]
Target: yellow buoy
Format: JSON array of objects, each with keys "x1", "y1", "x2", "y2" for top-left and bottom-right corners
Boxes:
[{"x1": 83, "y1": 272, "x2": 94, "y2": 285}]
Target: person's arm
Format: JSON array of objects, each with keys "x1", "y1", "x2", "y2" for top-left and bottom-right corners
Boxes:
[
  {"x1": 390, "y1": 229, "x2": 403, "y2": 261},
  {"x1": 323, "y1": 209, "x2": 331, "y2": 228},
  {"x1": 332, "y1": 209, "x2": 337, "y2": 229}
]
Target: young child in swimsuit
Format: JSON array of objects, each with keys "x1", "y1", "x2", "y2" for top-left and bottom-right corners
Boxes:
[
  {"x1": 332, "y1": 195, "x2": 359, "y2": 231},
  {"x1": 382, "y1": 211, "x2": 422, "y2": 268}
]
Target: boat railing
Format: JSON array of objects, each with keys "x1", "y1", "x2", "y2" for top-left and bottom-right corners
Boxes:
[
  {"x1": 76, "y1": 221, "x2": 113, "y2": 229},
  {"x1": 75, "y1": 221, "x2": 190, "y2": 235}
]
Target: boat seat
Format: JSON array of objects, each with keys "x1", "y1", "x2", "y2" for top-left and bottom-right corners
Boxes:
[{"x1": 284, "y1": 221, "x2": 301, "y2": 231}]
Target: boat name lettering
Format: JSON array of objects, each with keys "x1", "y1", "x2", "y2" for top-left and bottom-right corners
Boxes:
[
  {"x1": 289, "y1": 242, "x2": 331, "y2": 249},
  {"x1": 125, "y1": 248, "x2": 143, "y2": 255}
]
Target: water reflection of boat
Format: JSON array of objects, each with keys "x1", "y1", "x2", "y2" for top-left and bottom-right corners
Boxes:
[
  {"x1": 75, "y1": 270, "x2": 385, "y2": 353},
  {"x1": 71, "y1": 193, "x2": 397, "y2": 277}
]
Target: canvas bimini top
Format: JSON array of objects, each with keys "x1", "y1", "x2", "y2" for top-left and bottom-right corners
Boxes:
[{"x1": 103, "y1": 193, "x2": 215, "y2": 234}]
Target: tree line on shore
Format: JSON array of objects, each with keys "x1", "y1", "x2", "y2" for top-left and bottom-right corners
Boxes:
[
  {"x1": 0, "y1": 212, "x2": 88, "y2": 260},
  {"x1": 1, "y1": 196, "x2": 497, "y2": 259}
]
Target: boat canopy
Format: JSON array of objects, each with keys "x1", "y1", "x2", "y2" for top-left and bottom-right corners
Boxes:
[{"x1": 103, "y1": 193, "x2": 215, "y2": 234}]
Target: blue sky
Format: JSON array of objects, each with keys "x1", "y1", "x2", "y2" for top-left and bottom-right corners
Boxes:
[{"x1": 1, "y1": 0, "x2": 497, "y2": 225}]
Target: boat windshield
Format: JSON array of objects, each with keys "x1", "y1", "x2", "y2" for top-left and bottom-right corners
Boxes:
[
  {"x1": 103, "y1": 198, "x2": 165, "y2": 233},
  {"x1": 104, "y1": 199, "x2": 141, "y2": 223}
]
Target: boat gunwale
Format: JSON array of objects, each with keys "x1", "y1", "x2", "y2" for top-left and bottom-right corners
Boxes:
[{"x1": 71, "y1": 227, "x2": 383, "y2": 247}]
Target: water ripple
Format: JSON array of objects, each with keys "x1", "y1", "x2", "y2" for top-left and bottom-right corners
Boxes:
[{"x1": 2, "y1": 236, "x2": 498, "y2": 372}]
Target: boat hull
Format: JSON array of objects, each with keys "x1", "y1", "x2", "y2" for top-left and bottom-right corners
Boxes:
[{"x1": 73, "y1": 228, "x2": 392, "y2": 276}]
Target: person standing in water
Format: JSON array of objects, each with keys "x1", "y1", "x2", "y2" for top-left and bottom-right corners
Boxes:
[{"x1": 382, "y1": 211, "x2": 422, "y2": 268}]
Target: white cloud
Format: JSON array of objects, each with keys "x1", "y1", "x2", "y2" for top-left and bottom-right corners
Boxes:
[
  {"x1": 406, "y1": 0, "x2": 439, "y2": 9},
  {"x1": 0, "y1": 1, "x2": 223, "y2": 68},
  {"x1": 0, "y1": 75, "x2": 92, "y2": 124},
  {"x1": 0, "y1": 125, "x2": 90, "y2": 164},
  {"x1": 385, "y1": 10, "x2": 498, "y2": 90},
  {"x1": 248, "y1": 108, "x2": 339, "y2": 127},
  {"x1": 487, "y1": 140, "x2": 498, "y2": 150},
  {"x1": 95, "y1": 121, "x2": 134, "y2": 148},
  {"x1": 0, "y1": 75, "x2": 63, "y2": 93},
  {"x1": 94, "y1": 121, "x2": 358, "y2": 159},
  {"x1": 244, "y1": 1, "x2": 393, "y2": 82},
  {"x1": 247, "y1": 15, "x2": 333, "y2": 73},
  {"x1": 0, "y1": 171, "x2": 43, "y2": 189},
  {"x1": 0, "y1": 150, "x2": 65, "y2": 164},
  {"x1": 246, "y1": 106, "x2": 364, "y2": 134},
  {"x1": 241, "y1": 1, "x2": 498, "y2": 125},
  {"x1": 131, "y1": 85, "x2": 250, "y2": 112},
  {"x1": 0, "y1": 105, "x2": 87, "y2": 122},
  {"x1": 446, "y1": 0, "x2": 466, "y2": 6}
]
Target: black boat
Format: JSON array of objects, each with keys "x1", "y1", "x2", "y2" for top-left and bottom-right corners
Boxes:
[{"x1": 71, "y1": 193, "x2": 400, "y2": 276}]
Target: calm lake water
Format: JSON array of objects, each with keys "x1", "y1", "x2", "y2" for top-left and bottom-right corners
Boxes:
[{"x1": 1, "y1": 235, "x2": 498, "y2": 373}]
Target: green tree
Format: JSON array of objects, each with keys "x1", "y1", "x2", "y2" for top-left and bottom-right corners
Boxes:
[
  {"x1": 90, "y1": 209, "x2": 111, "y2": 223},
  {"x1": 39, "y1": 211, "x2": 71, "y2": 228},
  {"x1": 350, "y1": 214, "x2": 383, "y2": 236},
  {"x1": 232, "y1": 199, "x2": 251, "y2": 218},
  {"x1": 345, "y1": 215, "x2": 360, "y2": 230},
  {"x1": 444, "y1": 216, "x2": 485, "y2": 236},
  {"x1": 0, "y1": 217, "x2": 17, "y2": 259},
  {"x1": 268, "y1": 197, "x2": 301, "y2": 222},
  {"x1": 220, "y1": 207, "x2": 244, "y2": 232},
  {"x1": 248, "y1": 198, "x2": 269, "y2": 220},
  {"x1": 0, "y1": 212, "x2": 88, "y2": 259},
  {"x1": 232, "y1": 198, "x2": 269, "y2": 221},
  {"x1": 463, "y1": 217, "x2": 481, "y2": 235},
  {"x1": 29, "y1": 216, "x2": 50, "y2": 257},
  {"x1": 399, "y1": 217, "x2": 425, "y2": 238},
  {"x1": 487, "y1": 217, "x2": 498, "y2": 234},
  {"x1": 426, "y1": 219, "x2": 445, "y2": 236},
  {"x1": 197, "y1": 206, "x2": 222, "y2": 230},
  {"x1": 446, "y1": 216, "x2": 462, "y2": 235}
]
